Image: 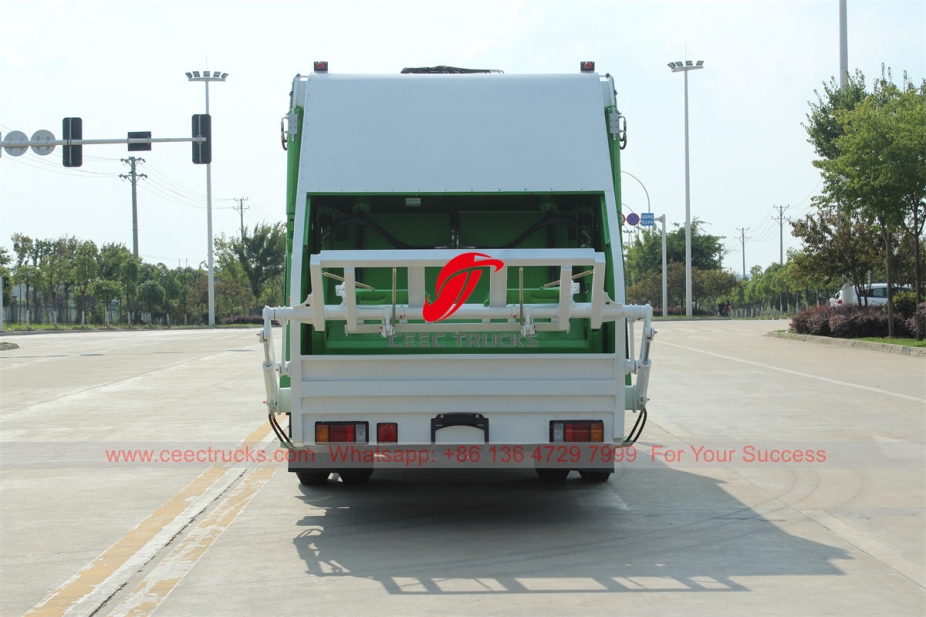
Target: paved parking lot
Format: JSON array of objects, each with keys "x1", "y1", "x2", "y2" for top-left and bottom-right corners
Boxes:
[{"x1": 1, "y1": 322, "x2": 923, "y2": 616}]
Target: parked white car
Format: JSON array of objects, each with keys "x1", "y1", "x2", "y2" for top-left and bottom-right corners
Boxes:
[{"x1": 830, "y1": 283, "x2": 910, "y2": 307}]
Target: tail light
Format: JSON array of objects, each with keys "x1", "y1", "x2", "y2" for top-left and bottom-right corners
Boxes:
[
  {"x1": 377, "y1": 423, "x2": 398, "y2": 444},
  {"x1": 315, "y1": 422, "x2": 368, "y2": 443},
  {"x1": 551, "y1": 421, "x2": 604, "y2": 443}
]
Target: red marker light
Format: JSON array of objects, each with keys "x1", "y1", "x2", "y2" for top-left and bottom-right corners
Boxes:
[
  {"x1": 580, "y1": 61, "x2": 595, "y2": 73},
  {"x1": 377, "y1": 423, "x2": 398, "y2": 444},
  {"x1": 314, "y1": 61, "x2": 329, "y2": 73}
]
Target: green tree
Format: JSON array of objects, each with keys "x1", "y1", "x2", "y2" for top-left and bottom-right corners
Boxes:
[
  {"x1": 174, "y1": 266, "x2": 206, "y2": 324},
  {"x1": 137, "y1": 280, "x2": 165, "y2": 323},
  {"x1": 805, "y1": 70, "x2": 869, "y2": 160},
  {"x1": 72, "y1": 240, "x2": 99, "y2": 324},
  {"x1": 11, "y1": 234, "x2": 40, "y2": 321},
  {"x1": 99, "y1": 243, "x2": 141, "y2": 323},
  {"x1": 90, "y1": 279, "x2": 123, "y2": 325},
  {"x1": 36, "y1": 236, "x2": 76, "y2": 326},
  {"x1": 216, "y1": 222, "x2": 286, "y2": 313},
  {"x1": 625, "y1": 219, "x2": 724, "y2": 286},
  {"x1": 0, "y1": 246, "x2": 11, "y2": 310},
  {"x1": 790, "y1": 199, "x2": 881, "y2": 302},
  {"x1": 814, "y1": 70, "x2": 926, "y2": 336},
  {"x1": 695, "y1": 268, "x2": 738, "y2": 309}
]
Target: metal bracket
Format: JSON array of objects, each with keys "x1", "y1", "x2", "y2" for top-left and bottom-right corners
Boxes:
[{"x1": 431, "y1": 413, "x2": 489, "y2": 443}]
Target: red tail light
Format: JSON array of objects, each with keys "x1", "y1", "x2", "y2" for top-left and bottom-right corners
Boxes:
[
  {"x1": 551, "y1": 421, "x2": 604, "y2": 442},
  {"x1": 565, "y1": 423, "x2": 589, "y2": 442},
  {"x1": 315, "y1": 422, "x2": 368, "y2": 443},
  {"x1": 377, "y1": 423, "x2": 398, "y2": 444}
]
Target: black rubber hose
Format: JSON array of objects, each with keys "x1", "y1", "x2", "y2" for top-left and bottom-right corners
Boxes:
[{"x1": 623, "y1": 408, "x2": 647, "y2": 445}]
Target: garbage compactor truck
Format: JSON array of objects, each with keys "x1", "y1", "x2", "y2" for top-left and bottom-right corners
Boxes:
[{"x1": 259, "y1": 61, "x2": 655, "y2": 486}]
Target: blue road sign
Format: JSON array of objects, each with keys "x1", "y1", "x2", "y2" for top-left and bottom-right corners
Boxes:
[
  {"x1": 626, "y1": 212, "x2": 640, "y2": 226},
  {"x1": 641, "y1": 212, "x2": 654, "y2": 227}
]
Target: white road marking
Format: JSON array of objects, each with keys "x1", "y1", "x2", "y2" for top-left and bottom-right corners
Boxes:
[{"x1": 660, "y1": 341, "x2": 925, "y2": 403}]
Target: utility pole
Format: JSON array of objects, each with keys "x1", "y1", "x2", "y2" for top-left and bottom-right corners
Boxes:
[
  {"x1": 773, "y1": 205, "x2": 790, "y2": 264},
  {"x1": 119, "y1": 157, "x2": 147, "y2": 257},
  {"x1": 773, "y1": 205, "x2": 790, "y2": 315},
  {"x1": 233, "y1": 197, "x2": 249, "y2": 240},
  {"x1": 737, "y1": 227, "x2": 750, "y2": 280},
  {"x1": 622, "y1": 228, "x2": 635, "y2": 250}
]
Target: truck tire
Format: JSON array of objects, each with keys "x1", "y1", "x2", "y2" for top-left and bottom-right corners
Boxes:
[
  {"x1": 535, "y1": 468, "x2": 569, "y2": 483},
  {"x1": 578, "y1": 470, "x2": 612, "y2": 482},
  {"x1": 338, "y1": 469, "x2": 374, "y2": 485},
  {"x1": 296, "y1": 471, "x2": 331, "y2": 486}
]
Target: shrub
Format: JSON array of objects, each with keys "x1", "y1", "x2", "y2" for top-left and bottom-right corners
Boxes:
[
  {"x1": 906, "y1": 302, "x2": 926, "y2": 339},
  {"x1": 793, "y1": 305, "x2": 887, "y2": 338},
  {"x1": 791, "y1": 305, "x2": 835, "y2": 336},
  {"x1": 830, "y1": 306, "x2": 889, "y2": 338},
  {"x1": 790, "y1": 306, "x2": 812, "y2": 334},
  {"x1": 892, "y1": 291, "x2": 918, "y2": 318}
]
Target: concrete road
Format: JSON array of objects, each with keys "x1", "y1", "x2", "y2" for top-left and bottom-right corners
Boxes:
[{"x1": 1, "y1": 322, "x2": 923, "y2": 616}]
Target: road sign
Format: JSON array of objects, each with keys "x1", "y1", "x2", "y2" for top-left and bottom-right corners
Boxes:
[
  {"x1": 641, "y1": 212, "x2": 654, "y2": 227},
  {"x1": 626, "y1": 212, "x2": 640, "y2": 226},
  {"x1": 3, "y1": 131, "x2": 28, "y2": 156},
  {"x1": 30, "y1": 130, "x2": 56, "y2": 156}
]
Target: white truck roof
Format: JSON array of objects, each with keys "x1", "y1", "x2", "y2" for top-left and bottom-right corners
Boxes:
[{"x1": 294, "y1": 72, "x2": 615, "y2": 194}]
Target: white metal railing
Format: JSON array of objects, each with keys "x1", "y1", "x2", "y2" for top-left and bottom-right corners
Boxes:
[{"x1": 259, "y1": 249, "x2": 654, "y2": 414}]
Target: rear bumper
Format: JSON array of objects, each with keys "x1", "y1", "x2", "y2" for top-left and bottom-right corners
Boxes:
[{"x1": 285, "y1": 441, "x2": 636, "y2": 471}]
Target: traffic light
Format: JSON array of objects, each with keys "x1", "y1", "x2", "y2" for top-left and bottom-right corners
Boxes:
[
  {"x1": 63, "y1": 117, "x2": 82, "y2": 167},
  {"x1": 192, "y1": 114, "x2": 211, "y2": 164}
]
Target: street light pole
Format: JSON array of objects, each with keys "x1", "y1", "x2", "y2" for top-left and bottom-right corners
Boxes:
[
  {"x1": 839, "y1": 0, "x2": 848, "y2": 88},
  {"x1": 185, "y1": 70, "x2": 228, "y2": 327},
  {"x1": 621, "y1": 171, "x2": 651, "y2": 213},
  {"x1": 668, "y1": 60, "x2": 704, "y2": 317},
  {"x1": 655, "y1": 215, "x2": 668, "y2": 317}
]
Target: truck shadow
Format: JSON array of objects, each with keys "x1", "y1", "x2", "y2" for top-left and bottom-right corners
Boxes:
[{"x1": 290, "y1": 465, "x2": 848, "y2": 595}]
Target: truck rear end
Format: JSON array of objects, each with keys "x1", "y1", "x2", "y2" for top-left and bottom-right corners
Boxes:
[{"x1": 260, "y1": 62, "x2": 654, "y2": 485}]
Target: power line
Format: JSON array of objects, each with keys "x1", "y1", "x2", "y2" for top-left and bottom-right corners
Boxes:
[{"x1": 119, "y1": 157, "x2": 147, "y2": 257}]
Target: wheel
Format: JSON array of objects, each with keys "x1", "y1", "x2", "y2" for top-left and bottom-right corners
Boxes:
[
  {"x1": 338, "y1": 468, "x2": 374, "y2": 485},
  {"x1": 535, "y1": 468, "x2": 569, "y2": 483},
  {"x1": 578, "y1": 470, "x2": 612, "y2": 483},
  {"x1": 296, "y1": 470, "x2": 331, "y2": 486}
]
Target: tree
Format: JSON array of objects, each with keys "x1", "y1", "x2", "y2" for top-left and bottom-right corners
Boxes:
[
  {"x1": 695, "y1": 268, "x2": 738, "y2": 308},
  {"x1": 216, "y1": 222, "x2": 286, "y2": 313},
  {"x1": 72, "y1": 240, "x2": 99, "y2": 324},
  {"x1": 790, "y1": 198, "x2": 881, "y2": 302},
  {"x1": 0, "y1": 246, "x2": 11, "y2": 310},
  {"x1": 625, "y1": 219, "x2": 724, "y2": 286},
  {"x1": 99, "y1": 243, "x2": 141, "y2": 323},
  {"x1": 90, "y1": 279, "x2": 122, "y2": 325},
  {"x1": 805, "y1": 70, "x2": 869, "y2": 160},
  {"x1": 137, "y1": 280, "x2": 165, "y2": 323},
  {"x1": 11, "y1": 234, "x2": 38, "y2": 320},
  {"x1": 813, "y1": 70, "x2": 926, "y2": 336},
  {"x1": 35, "y1": 236, "x2": 76, "y2": 326}
]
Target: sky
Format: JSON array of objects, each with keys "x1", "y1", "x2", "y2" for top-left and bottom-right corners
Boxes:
[{"x1": 1, "y1": 0, "x2": 924, "y2": 276}]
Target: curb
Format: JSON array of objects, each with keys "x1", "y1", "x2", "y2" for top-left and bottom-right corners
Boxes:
[{"x1": 766, "y1": 331, "x2": 926, "y2": 357}]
